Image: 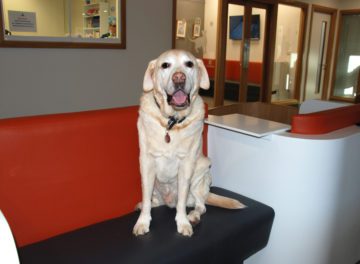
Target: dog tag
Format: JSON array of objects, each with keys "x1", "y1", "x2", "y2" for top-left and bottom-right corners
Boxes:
[{"x1": 165, "y1": 132, "x2": 171, "y2": 143}]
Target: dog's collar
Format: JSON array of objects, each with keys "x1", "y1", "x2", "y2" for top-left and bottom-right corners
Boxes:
[
  {"x1": 153, "y1": 96, "x2": 186, "y2": 143},
  {"x1": 167, "y1": 116, "x2": 186, "y2": 131},
  {"x1": 165, "y1": 116, "x2": 186, "y2": 143}
]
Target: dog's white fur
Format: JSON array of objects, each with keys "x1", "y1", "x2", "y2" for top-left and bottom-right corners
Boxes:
[{"x1": 133, "y1": 50, "x2": 244, "y2": 237}]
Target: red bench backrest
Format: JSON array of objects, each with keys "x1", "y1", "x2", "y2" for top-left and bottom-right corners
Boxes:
[{"x1": 0, "y1": 107, "x2": 142, "y2": 247}]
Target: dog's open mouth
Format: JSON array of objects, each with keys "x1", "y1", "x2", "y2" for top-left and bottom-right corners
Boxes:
[{"x1": 167, "y1": 90, "x2": 190, "y2": 108}]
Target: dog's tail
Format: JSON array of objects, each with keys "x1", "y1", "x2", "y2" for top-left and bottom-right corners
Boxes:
[{"x1": 205, "y1": 192, "x2": 246, "y2": 209}]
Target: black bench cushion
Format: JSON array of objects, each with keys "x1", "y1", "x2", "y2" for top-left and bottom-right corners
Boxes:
[{"x1": 18, "y1": 187, "x2": 274, "y2": 264}]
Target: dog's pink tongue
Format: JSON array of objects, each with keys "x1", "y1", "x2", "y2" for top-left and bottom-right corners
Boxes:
[{"x1": 172, "y1": 90, "x2": 188, "y2": 105}]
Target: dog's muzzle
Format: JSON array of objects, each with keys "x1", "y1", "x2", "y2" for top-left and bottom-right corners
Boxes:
[{"x1": 167, "y1": 72, "x2": 190, "y2": 109}]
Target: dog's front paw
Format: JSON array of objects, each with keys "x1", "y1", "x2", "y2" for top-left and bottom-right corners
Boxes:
[
  {"x1": 133, "y1": 214, "x2": 151, "y2": 236},
  {"x1": 177, "y1": 221, "x2": 193, "y2": 237},
  {"x1": 133, "y1": 221, "x2": 150, "y2": 236}
]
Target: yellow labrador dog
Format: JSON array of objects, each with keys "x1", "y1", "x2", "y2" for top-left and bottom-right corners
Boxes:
[{"x1": 133, "y1": 50, "x2": 244, "y2": 237}]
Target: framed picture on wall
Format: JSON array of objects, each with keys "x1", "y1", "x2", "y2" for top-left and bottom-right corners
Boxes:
[
  {"x1": 176, "y1": 20, "x2": 187, "y2": 38},
  {"x1": 193, "y1": 23, "x2": 201, "y2": 38}
]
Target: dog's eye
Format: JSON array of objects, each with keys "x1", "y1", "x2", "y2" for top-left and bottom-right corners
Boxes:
[
  {"x1": 161, "y1": 62, "x2": 171, "y2": 69},
  {"x1": 185, "y1": 61, "x2": 194, "y2": 68}
]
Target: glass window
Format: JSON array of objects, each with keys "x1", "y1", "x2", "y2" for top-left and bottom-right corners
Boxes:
[
  {"x1": 332, "y1": 13, "x2": 360, "y2": 100},
  {"x1": 271, "y1": 4, "x2": 302, "y2": 103},
  {"x1": 1, "y1": 0, "x2": 125, "y2": 48}
]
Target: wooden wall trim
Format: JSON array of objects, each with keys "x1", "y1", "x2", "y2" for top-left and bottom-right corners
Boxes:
[
  {"x1": 172, "y1": 0, "x2": 176, "y2": 49},
  {"x1": 312, "y1": 4, "x2": 338, "y2": 15},
  {"x1": 261, "y1": 2, "x2": 277, "y2": 103},
  {"x1": 338, "y1": 9, "x2": 360, "y2": 14},
  {"x1": 213, "y1": 0, "x2": 229, "y2": 107},
  {"x1": 321, "y1": 7, "x2": 337, "y2": 100},
  {"x1": 238, "y1": 3, "x2": 252, "y2": 102},
  {"x1": 0, "y1": 0, "x2": 5, "y2": 44}
]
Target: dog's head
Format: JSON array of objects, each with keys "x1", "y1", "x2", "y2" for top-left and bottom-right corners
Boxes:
[{"x1": 143, "y1": 50, "x2": 210, "y2": 116}]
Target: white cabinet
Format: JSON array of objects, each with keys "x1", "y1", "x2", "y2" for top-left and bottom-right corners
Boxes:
[{"x1": 83, "y1": 2, "x2": 109, "y2": 38}]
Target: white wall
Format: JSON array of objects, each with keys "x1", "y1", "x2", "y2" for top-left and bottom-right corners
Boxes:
[
  {"x1": 275, "y1": 5, "x2": 301, "y2": 62},
  {"x1": 203, "y1": 0, "x2": 218, "y2": 59},
  {"x1": 70, "y1": 0, "x2": 83, "y2": 37},
  {"x1": 0, "y1": 0, "x2": 173, "y2": 118},
  {"x1": 175, "y1": 0, "x2": 205, "y2": 58}
]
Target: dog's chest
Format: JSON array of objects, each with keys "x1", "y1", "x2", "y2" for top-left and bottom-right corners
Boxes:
[
  {"x1": 149, "y1": 130, "x2": 191, "y2": 182},
  {"x1": 143, "y1": 117, "x2": 200, "y2": 156},
  {"x1": 142, "y1": 117, "x2": 202, "y2": 182},
  {"x1": 154, "y1": 154, "x2": 180, "y2": 182}
]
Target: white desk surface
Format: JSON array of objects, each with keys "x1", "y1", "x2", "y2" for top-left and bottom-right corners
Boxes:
[{"x1": 205, "y1": 114, "x2": 291, "y2": 138}]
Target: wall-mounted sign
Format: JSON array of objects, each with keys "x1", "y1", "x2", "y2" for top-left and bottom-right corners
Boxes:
[{"x1": 8, "y1": 11, "x2": 37, "y2": 32}]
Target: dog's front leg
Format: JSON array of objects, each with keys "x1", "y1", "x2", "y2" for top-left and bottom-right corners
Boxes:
[
  {"x1": 176, "y1": 159, "x2": 195, "y2": 236},
  {"x1": 133, "y1": 153, "x2": 155, "y2": 236}
]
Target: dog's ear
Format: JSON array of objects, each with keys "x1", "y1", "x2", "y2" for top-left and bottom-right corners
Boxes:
[
  {"x1": 143, "y1": 59, "x2": 157, "y2": 92},
  {"x1": 196, "y1": 59, "x2": 210, "y2": 90}
]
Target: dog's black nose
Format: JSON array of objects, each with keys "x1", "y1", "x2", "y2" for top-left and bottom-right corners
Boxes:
[{"x1": 172, "y1": 72, "x2": 186, "y2": 84}]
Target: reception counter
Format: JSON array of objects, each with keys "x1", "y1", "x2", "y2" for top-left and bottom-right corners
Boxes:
[{"x1": 206, "y1": 101, "x2": 360, "y2": 264}]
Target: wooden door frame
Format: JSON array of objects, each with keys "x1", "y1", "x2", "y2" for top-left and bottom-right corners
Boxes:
[
  {"x1": 172, "y1": 0, "x2": 177, "y2": 49},
  {"x1": 213, "y1": 0, "x2": 229, "y2": 106},
  {"x1": 303, "y1": 4, "x2": 337, "y2": 101},
  {"x1": 239, "y1": 1, "x2": 272, "y2": 103},
  {"x1": 213, "y1": 0, "x2": 277, "y2": 106},
  {"x1": 260, "y1": 1, "x2": 277, "y2": 103},
  {"x1": 239, "y1": 2, "x2": 252, "y2": 103},
  {"x1": 330, "y1": 9, "x2": 360, "y2": 103}
]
